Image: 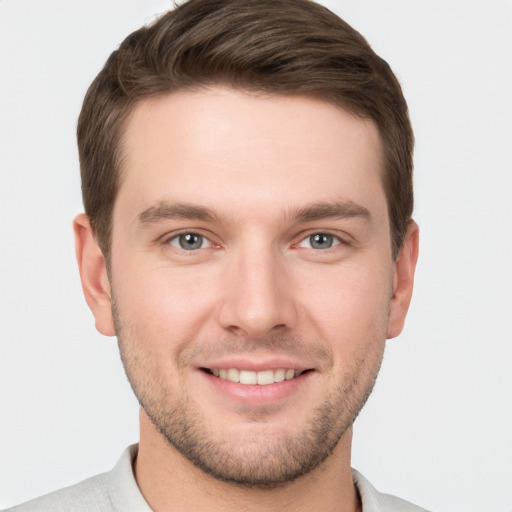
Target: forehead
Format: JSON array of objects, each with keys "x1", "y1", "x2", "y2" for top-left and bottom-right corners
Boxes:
[{"x1": 117, "y1": 87, "x2": 386, "y2": 222}]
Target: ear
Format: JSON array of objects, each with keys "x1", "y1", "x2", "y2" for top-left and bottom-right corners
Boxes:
[
  {"x1": 73, "y1": 214, "x2": 116, "y2": 336},
  {"x1": 387, "y1": 221, "x2": 419, "y2": 339}
]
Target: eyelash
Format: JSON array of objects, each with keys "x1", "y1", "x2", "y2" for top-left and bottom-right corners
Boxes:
[
  {"x1": 164, "y1": 231, "x2": 348, "y2": 252},
  {"x1": 296, "y1": 232, "x2": 344, "y2": 250},
  {"x1": 166, "y1": 232, "x2": 215, "y2": 251}
]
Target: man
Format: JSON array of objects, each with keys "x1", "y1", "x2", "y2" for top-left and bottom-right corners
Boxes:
[{"x1": 6, "y1": 0, "x2": 424, "y2": 510}]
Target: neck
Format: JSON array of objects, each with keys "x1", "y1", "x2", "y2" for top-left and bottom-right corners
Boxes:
[{"x1": 134, "y1": 411, "x2": 361, "y2": 512}]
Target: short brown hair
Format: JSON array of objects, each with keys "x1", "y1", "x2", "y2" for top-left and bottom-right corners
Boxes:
[{"x1": 77, "y1": 0, "x2": 413, "y2": 259}]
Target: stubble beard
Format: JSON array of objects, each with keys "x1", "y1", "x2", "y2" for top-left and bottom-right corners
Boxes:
[{"x1": 112, "y1": 299, "x2": 385, "y2": 489}]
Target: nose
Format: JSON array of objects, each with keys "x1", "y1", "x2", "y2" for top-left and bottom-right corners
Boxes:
[{"x1": 216, "y1": 243, "x2": 297, "y2": 339}]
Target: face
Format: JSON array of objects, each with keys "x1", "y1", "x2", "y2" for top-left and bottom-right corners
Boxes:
[{"x1": 76, "y1": 87, "x2": 417, "y2": 487}]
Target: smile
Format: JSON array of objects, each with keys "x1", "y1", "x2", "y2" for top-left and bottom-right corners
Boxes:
[{"x1": 204, "y1": 368, "x2": 307, "y2": 385}]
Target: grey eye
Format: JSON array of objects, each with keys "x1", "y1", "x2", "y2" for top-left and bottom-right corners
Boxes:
[
  {"x1": 309, "y1": 233, "x2": 334, "y2": 249},
  {"x1": 297, "y1": 233, "x2": 341, "y2": 250},
  {"x1": 170, "y1": 233, "x2": 207, "y2": 250}
]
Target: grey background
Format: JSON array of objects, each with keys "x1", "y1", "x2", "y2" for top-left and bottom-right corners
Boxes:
[{"x1": 1, "y1": 1, "x2": 511, "y2": 510}]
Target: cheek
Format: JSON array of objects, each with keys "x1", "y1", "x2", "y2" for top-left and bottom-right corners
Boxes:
[
  {"x1": 296, "y1": 261, "x2": 392, "y2": 347},
  {"x1": 111, "y1": 259, "x2": 221, "y2": 347}
]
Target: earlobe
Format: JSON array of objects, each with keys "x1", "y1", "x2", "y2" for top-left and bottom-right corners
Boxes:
[
  {"x1": 387, "y1": 221, "x2": 419, "y2": 339},
  {"x1": 73, "y1": 214, "x2": 116, "y2": 336}
]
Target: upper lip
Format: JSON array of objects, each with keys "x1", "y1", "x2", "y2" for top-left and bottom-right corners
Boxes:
[{"x1": 197, "y1": 357, "x2": 312, "y2": 372}]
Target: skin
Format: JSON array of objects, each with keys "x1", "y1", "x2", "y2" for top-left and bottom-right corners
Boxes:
[{"x1": 74, "y1": 87, "x2": 419, "y2": 512}]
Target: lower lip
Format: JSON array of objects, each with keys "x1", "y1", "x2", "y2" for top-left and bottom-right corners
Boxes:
[{"x1": 199, "y1": 370, "x2": 313, "y2": 405}]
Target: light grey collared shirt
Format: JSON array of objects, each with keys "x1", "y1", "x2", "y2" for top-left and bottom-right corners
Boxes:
[{"x1": 4, "y1": 445, "x2": 430, "y2": 512}]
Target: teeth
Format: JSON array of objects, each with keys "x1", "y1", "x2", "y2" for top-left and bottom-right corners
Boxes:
[
  {"x1": 240, "y1": 370, "x2": 257, "y2": 385},
  {"x1": 227, "y1": 368, "x2": 240, "y2": 382},
  {"x1": 210, "y1": 368, "x2": 302, "y2": 385},
  {"x1": 274, "y1": 369, "x2": 285, "y2": 383},
  {"x1": 256, "y1": 369, "x2": 274, "y2": 385}
]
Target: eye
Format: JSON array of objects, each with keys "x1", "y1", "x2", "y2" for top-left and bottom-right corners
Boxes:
[
  {"x1": 168, "y1": 233, "x2": 211, "y2": 251},
  {"x1": 298, "y1": 233, "x2": 341, "y2": 250}
]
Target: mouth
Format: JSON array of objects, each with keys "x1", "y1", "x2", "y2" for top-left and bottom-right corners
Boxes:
[{"x1": 201, "y1": 367, "x2": 311, "y2": 386}]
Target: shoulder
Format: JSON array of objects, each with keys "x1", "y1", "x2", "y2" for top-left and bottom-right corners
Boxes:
[
  {"x1": 352, "y1": 469, "x2": 432, "y2": 512},
  {"x1": 3, "y1": 445, "x2": 150, "y2": 512},
  {"x1": 3, "y1": 472, "x2": 112, "y2": 512}
]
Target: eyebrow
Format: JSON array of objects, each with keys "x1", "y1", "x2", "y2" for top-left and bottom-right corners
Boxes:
[
  {"x1": 137, "y1": 202, "x2": 219, "y2": 226},
  {"x1": 136, "y1": 199, "x2": 371, "y2": 227},
  {"x1": 290, "y1": 200, "x2": 371, "y2": 223}
]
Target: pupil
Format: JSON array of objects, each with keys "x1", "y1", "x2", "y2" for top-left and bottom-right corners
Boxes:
[
  {"x1": 179, "y1": 233, "x2": 202, "y2": 250},
  {"x1": 311, "y1": 233, "x2": 332, "y2": 249}
]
